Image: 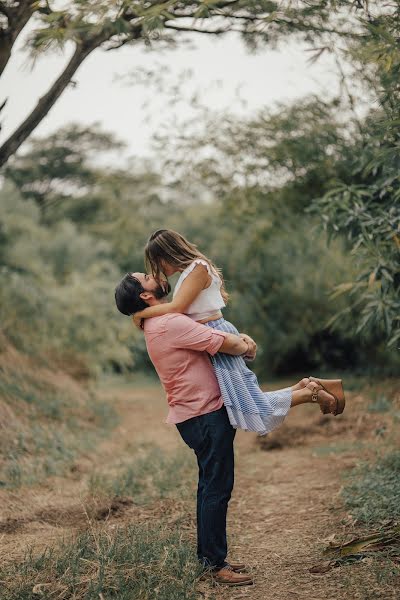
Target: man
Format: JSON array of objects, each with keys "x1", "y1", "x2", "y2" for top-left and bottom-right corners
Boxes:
[
  {"x1": 114, "y1": 272, "x2": 342, "y2": 586},
  {"x1": 115, "y1": 271, "x2": 256, "y2": 586}
]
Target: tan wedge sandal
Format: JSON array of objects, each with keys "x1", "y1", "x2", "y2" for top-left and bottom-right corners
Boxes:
[
  {"x1": 308, "y1": 376, "x2": 345, "y2": 415},
  {"x1": 307, "y1": 382, "x2": 340, "y2": 415}
]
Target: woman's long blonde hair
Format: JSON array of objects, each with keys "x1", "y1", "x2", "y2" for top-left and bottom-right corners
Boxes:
[{"x1": 145, "y1": 229, "x2": 229, "y2": 303}]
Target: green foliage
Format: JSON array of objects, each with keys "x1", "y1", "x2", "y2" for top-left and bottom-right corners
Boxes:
[
  {"x1": 308, "y1": 7, "x2": 400, "y2": 349},
  {"x1": 2, "y1": 103, "x2": 391, "y2": 380},
  {"x1": 4, "y1": 123, "x2": 124, "y2": 218},
  {"x1": 0, "y1": 181, "x2": 132, "y2": 373},
  {"x1": 211, "y1": 211, "x2": 359, "y2": 374},
  {"x1": 152, "y1": 96, "x2": 380, "y2": 373}
]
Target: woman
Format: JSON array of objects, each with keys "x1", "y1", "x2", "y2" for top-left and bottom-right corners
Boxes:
[{"x1": 133, "y1": 229, "x2": 345, "y2": 435}]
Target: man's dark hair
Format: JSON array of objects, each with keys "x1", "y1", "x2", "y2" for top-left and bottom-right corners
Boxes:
[{"x1": 114, "y1": 273, "x2": 148, "y2": 316}]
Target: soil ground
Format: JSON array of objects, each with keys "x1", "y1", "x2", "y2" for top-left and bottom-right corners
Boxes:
[{"x1": 0, "y1": 377, "x2": 397, "y2": 599}]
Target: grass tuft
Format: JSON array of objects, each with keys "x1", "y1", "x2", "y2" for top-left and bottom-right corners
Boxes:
[
  {"x1": 0, "y1": 523, "x2": 202, "y2": 600},
  {"x1": 367, "y1": 394, "x2": 392, "y2": 414},
  {"x1": 0, "y1": 365, "x2": 120, "y2": 488},
  {"x1": 342, "y1": 450, "x2": 400, "y2": 526},
  {"x1": 89, "y1": 444, "x2": 196, "y2": 504}
]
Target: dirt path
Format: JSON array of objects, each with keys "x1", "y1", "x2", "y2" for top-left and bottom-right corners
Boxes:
[
  {"x1": 0, "y1": 378, "x2": 392, "y2": 598},
  {"x1": 218, "y1": 424, "x2": 353, "y2": 600}
]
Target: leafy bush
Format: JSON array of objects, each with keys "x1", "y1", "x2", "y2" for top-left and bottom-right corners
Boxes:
[{"x1": 0, "y1": 183, "x2": 132, "y2": 374}]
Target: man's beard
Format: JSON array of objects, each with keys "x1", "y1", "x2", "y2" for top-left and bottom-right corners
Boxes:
[{"x1": 153, "y1": 280, "x2": 171, "y2": 299}]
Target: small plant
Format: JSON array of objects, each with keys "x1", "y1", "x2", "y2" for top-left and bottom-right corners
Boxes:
[{"x1": 367, "y1": 395, "x2": 392, "y2": 414}]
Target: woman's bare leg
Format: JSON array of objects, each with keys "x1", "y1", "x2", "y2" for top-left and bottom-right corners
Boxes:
[
  {"x1": 291, "y1": 386, "x2": 313, "y2": 407},
  {"x1": 270, "y1": 377, "x2": 337, "y2": 413}
]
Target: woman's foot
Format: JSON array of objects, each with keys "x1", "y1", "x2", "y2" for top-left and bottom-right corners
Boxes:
[{"x1": 291, "y1": 377, "x2": 311, "y2": 392}]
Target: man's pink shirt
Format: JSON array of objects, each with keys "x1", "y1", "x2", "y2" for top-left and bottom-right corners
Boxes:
[{"x1": 143, "y1": 314, "x2": 228, "y2": 424}]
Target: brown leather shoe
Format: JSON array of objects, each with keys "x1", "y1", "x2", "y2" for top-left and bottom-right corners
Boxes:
[
  {"x1": 227, "y1": 560, "x2": 247, "y2": 572},
  {"x1": 213, "y1": 566, "x2": 253, "y2": 586}
]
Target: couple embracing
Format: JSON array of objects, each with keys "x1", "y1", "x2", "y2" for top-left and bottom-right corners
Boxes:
[{"x1": 115, "y1": 229, "x2": 346, "y2": 587}]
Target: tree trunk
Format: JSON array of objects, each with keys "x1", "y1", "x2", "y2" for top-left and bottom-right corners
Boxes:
[
  {"x1": 0, "y1": 42, "x2": 97, "y2": 167},
  {"x1": 0, "y1": 32, "x2": 13, "y2": 76},
  {"x1": 0, "y1": 2, "x2": 35, "y2": 77}
]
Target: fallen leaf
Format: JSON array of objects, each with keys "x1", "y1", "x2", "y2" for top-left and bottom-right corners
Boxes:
[
  {"x1": 324, "y1": 525, "x2": 400, "y2": 558},
  {"x1": 309, "y1": 560, "x2": 336, "y2": 574}
]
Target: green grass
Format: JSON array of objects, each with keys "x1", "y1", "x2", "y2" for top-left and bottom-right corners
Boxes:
[
  {"x1": 313, "y1": 440, "x2": 366, "y2": 457},
  {"x1": 89, "y1": 444, "x2": 196, "y2": 505},
  {"x1": 342, "y1": 450, "x2": 400, "y2": 526},
  {"x1": 0, "y1": 523, "x2": 202, "y2": 600},
  {"x1": 98, "y1": 371, "x2": 160, "y2": 390},
  {"x1": 0, "y1": 372, "x2": 68, "y2": 419},
  {"x1": 1, "y1": 419, "x2": 115, "y2": 488},
  {"x1": 367, "y1": 394, "x2": 392, "y2": 414}
]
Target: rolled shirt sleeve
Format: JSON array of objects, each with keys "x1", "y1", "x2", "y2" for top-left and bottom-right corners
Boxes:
[{"x1": 165, "y1": 314, "x2": 227, "y2": 355}]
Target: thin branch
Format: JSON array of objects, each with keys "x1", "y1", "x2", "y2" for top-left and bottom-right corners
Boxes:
[
  {"x1": 333, "y1": 50, "x2": 364, "y2": 134},
  {"x1": 214, "y1": 12, "x2": 270, "y2": 22},
  {"x1": 270, "y1": 17, "x2": 364, "y2": 39},
  {"x1": 163, "y1": 23, "x2": 241, "y2": 35}
]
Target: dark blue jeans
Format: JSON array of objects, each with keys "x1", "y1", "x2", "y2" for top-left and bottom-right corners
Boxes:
[{"x1": 176, "y1": 405, "x2": 236, "y2": 570}]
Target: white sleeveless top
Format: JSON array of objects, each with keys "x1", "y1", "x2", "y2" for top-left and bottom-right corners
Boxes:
[{"x1": 173, "y1": 259, "x2": 226, "y2": 321}]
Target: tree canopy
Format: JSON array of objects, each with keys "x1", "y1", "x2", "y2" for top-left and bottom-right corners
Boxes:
[{"x1": 0, "y1": 0, "x2": 376, "y2": 166}]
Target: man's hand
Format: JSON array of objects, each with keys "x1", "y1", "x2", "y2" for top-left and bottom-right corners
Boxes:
[
  {"x1": 132, "y1": 313, "x2": 144, "y2": 330},
  {"x1": 239, "y1": 333, "x2": 257, "y2": 361}
]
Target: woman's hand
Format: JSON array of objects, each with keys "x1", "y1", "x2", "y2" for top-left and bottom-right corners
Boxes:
[
  {"x1": 132, "y1": 312, "x2": 144, "y2": 330},
  {"x1": 239, "y1": 333, "x2": 257, "y2": 361}
]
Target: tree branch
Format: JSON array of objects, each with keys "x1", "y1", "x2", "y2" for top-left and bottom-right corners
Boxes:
[
  {"x1": 0, "y1": 0, "x2": 36, "y2": 76},
  {"x1": 163, "y1": 22, "x2": 241, "y2": 35},
  {"x1": 0, "y1": 41, "x2": 98, "y2": 167},
  {"x1": 211, "y1": 12, "x2": 267, "y2": 22}
]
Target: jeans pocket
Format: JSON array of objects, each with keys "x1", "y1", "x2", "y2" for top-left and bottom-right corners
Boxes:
[{"x1": 176, "y1": 418, "x2": 208, "y2": 455}]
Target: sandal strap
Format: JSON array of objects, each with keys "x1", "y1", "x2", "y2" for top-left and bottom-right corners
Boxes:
[{"x1": 307, "y1": 382, "x2": 321, "y2": 403}]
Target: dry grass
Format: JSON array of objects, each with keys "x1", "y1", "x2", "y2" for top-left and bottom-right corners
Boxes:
[
  {"x1": 0, "y1": 341, "x2": 119, "y2": 488},
  {"x1": 1, "y1": 370, "x2": 399, "y2": 600},
  {"x1": 0, "y1": 521, "x2": 202, "y2": 600}
]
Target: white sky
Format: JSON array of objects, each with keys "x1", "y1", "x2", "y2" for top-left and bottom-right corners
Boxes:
[{"x1": 1, "y1": 26, "x2": 341, "y2": 162}]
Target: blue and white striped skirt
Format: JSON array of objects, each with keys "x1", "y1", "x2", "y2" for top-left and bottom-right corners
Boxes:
[{"x1": 206, "y1": 318, "x2": 292, "y2": 436}]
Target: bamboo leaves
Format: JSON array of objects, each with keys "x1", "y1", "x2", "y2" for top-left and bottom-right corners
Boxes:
[{"x1": 310, "y1": 525, "x2": 400, "y2": 574}]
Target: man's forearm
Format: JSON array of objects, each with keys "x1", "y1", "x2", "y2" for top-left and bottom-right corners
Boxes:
[{"x1": 218, "y1": 333, "x2": 248, "y2": 355}]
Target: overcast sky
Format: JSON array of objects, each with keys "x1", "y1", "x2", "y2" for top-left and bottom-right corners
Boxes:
[{"x1": 2, "y1": 26, "x2": 341, "y2": 163}]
